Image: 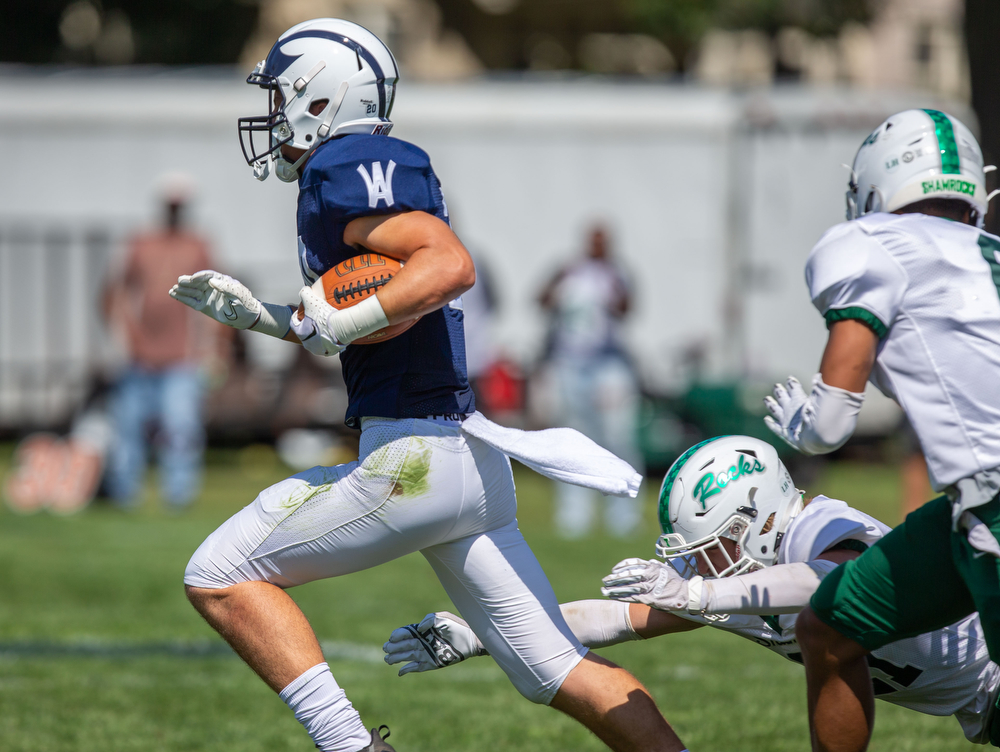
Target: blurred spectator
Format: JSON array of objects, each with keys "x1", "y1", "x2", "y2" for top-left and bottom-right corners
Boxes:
[
  {"x1": 539, "y1": 225, "x2": 644, "y2": 538},
  {"x1": 463, "y1": 252, "x2": 499, "y2": 387},
  {"x1": 102, "y1": 175, "x2": 225, "y2": 510},
  {"x1": 462, "y1": 252, "x2": 527, "y2": 425}
]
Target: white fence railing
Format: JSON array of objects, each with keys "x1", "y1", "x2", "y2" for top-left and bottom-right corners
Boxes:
[{"x1": 0, "y1": 222, "x2": 121, "y2": 428}]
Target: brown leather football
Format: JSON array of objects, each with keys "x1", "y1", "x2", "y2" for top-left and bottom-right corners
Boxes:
[{"x1": 305, "y1": 253, "x2": 419, "y2": 345}]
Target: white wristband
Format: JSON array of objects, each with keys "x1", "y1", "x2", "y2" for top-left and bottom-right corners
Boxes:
[
  {"x1": 687, "y1": 576, "x2": 705, "y2": 613},
  {"x1": 800, "y1": 374, "x2": 865, "y2": 454},
  {"x1": 328, "y1": 294, "x2": 390, "y2": 344},
  {"x1": 559, "y1": 599, "x2": 642, "y2": 649},
  {"x1": 249, "y1": 302, "x2": 294, "y2": 339}
]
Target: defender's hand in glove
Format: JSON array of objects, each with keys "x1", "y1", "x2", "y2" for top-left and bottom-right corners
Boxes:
[
  {"x1": 601, "y1": 558, "x2": 695, "y2": 612},
  {"x1": 169, "y1": 270, "x2": 291, "y2": 338},
  {"x1": 763, "y1": 376, "x2": 810, "y2": 452},
  {"x1": 383, "y1": 611, "x2": 487, "y2": 676}
]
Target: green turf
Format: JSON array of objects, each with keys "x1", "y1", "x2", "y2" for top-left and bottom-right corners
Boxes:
[{"x1": 0, "y1": 445, "x2": 976, "y2": 750}]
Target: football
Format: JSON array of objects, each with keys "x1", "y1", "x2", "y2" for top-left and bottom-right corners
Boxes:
[{"x1": 305, "y1": 253, "x2": 419, "y2": 345}]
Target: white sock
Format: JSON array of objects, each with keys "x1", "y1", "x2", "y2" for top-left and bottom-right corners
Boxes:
[{"x1": 279, "y1": 663, "x2": 371, "y2": 752}]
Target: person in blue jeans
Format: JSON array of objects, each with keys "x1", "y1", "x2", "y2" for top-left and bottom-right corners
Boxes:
[
  {"x1": 107, "y1": 366, "x2": 205, "y2": 507},
  {"x1": 103, "y1": 180, "x2": 223, "y2": 509}
]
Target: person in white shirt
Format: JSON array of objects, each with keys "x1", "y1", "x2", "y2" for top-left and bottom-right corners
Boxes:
[{"x1": 538, "y1": 225, "x2": 644, "y2": 538}]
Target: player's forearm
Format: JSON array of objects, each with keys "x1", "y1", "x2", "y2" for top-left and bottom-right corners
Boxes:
[
  {"x1": 343, "y1": 211, "x2": 475, "y2": 324},
  {"x1": 694, "y1": 561, "x2": 839, "y2": 615},
  {"x1": 375, "y1": 244, "x2": 475, "y2": 324}
]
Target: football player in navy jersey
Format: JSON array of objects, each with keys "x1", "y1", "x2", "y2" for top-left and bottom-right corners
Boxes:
[{"x1": 169, "y1": 19, "x2": 678, "y2": 752}]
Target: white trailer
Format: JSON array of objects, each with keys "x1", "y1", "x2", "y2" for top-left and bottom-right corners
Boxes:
[{"x1": 0, "y1": 69, "x2": 969, "y2": 429}]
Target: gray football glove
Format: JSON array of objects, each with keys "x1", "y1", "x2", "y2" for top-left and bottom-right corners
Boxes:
[
  {"x1": 382, "y1": 611, "x2": 487, "y2": 676},
  {"x1": 601, "y1": 557, "x2": 691, "y2": 611}
]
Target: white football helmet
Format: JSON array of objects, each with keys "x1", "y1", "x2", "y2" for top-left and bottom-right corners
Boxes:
[
  {"x1": 846, "y1": 109, "x2": 997, "y2": 228},
  {"x1": 238, "y1": 18, "x2": 399, "y2": 183},
  {"x1": 656, "y1": 436, "x2": 803, "y2": 578}
]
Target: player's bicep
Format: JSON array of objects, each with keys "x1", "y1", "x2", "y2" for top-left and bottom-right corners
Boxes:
[{"x1": 343, "y1": 210, "x2": 463, "y2": 263}]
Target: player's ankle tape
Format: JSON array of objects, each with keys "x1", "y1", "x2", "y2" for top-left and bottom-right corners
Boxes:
[{"x1": 250, "y1": 302, "x2": 294, "y2": 338}]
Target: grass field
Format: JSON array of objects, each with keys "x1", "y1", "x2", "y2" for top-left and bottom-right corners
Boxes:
[{"x1": 0, "y1": 444, "x2": 978, "y2": 751}]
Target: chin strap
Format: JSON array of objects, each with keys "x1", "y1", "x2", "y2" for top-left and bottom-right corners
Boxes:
[
  {"x1": 317, "y1": 81, "x2": 350, "y2": 139},
  {"x1": 273, "y1": 81, "x2": 352, "y2": 183}
]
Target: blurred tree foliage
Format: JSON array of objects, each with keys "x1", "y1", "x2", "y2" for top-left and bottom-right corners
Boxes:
[
  {"x1": 626, "y1": 0, "x2": 872, "y2": 67},
  {"x1": 0, "y1": 1, "x2": 257, "y2": 65}
]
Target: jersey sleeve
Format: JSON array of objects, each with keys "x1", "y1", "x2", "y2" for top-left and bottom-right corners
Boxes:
[
  {"x1": 777, "y1": 496, "x2": 890, "y2": 565},
  {"x1": 805, "y1": 222, "x2": 909, "y2": 338},
  {"x1": 313, "y1": 142, "x2": 444, "y2": 225}
]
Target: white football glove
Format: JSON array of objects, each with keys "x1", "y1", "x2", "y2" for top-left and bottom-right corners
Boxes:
[
  {"x1": 292, "y1": 285, "x2": 350, "y2": 356},
  {"x1": 169, "y1": 270, "x2": 292, "y2": 338},
  {"x1": 763, "y1": 376, "x2": 810, "y2": 452},
  {"x1": 289, "y1": 304, "x2": 345, "y2": 357},
  {"x1": 601, "y1": 557, "x2": 693, "y2": 612},
  {"x1": 170, "y1": 270, "x2": 261, "y2": 328},
  {"x1": 764, "y1": 374, "x2": 865, "y2": 455},
  {"x1": 382, "y1": 611, "x2": 488, "y2": 676}
]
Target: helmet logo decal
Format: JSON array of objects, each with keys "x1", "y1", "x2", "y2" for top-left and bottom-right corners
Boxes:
[
  {"x1": 692, "y1": 472, "x2": 722, "y2": 507},
  {"x1": 921, "y1": 178, "x2": 977, "y2": 197},
  {"x1": 264, "y1": 42, "x2": 303, "y2": 77},
  {"x1": 692, "y1": 454, "x2": 767, "y2": 509},
  {"x1": 276, "y1": 29, "x2": 391, "y2": 116},
  {"x1": 923, "y1": 109, "x2": 961, "y2": 175}
]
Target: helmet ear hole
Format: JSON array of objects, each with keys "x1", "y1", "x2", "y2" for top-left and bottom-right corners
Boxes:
[
  {"x1": 760, "y1": 512, "x2": 776, "y2": 535},
  {"x1": 864, "y1": 190, "x2": 877, "y2": 214}
]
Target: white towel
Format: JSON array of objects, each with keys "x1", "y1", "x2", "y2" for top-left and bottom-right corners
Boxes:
[{"x1": 460, "y1": 412, "x2": 643, "y2": 498}]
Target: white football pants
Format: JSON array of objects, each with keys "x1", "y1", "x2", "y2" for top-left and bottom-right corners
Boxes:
[{"x1": 184, "y1": 416, "x2": 587, "y2": 704}]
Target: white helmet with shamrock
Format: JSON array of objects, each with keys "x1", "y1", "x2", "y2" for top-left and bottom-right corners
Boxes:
[
  {"x1": 846, "y1": 109, "x2": 995, "y2": 228},
  {"x1": 656, "y1": 436, "x2": 803, "y2": 578}
]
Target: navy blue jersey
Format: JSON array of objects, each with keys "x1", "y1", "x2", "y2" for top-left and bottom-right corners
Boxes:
[{"x1": 296, "y1": 134, "x2": 474, "y2": 427}]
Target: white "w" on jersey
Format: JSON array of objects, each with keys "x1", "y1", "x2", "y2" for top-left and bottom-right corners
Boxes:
[{"x1": 357, "y1": 160, "x2": 396, "y2": 208}]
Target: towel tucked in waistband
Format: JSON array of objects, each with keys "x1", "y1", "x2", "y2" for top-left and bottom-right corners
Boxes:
[{"x1": 459, "y1": 411, "x2": 642, "y2": 498}]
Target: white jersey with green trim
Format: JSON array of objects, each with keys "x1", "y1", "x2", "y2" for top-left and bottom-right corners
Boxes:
[
  {"x1": 679, "y1": 497, "x2": 1000, "y2": 743},
  {"x1": 805, "y1": 212, "x2": 1000, "y2": 489}
]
